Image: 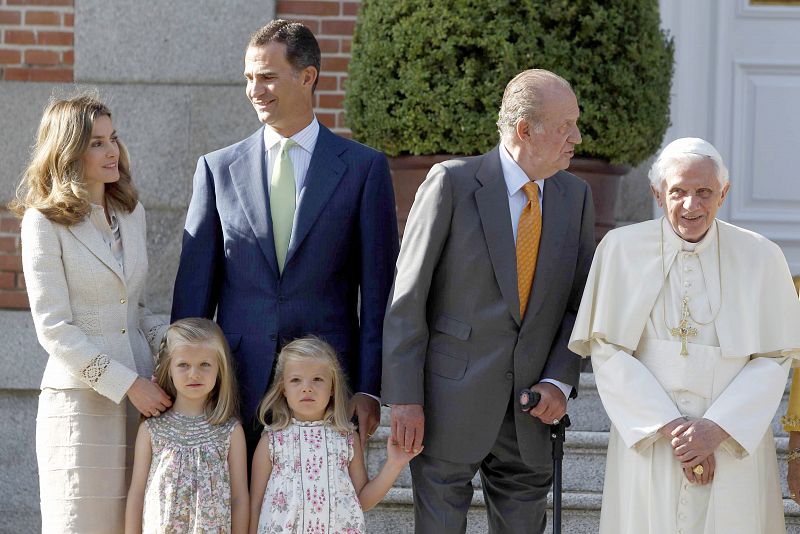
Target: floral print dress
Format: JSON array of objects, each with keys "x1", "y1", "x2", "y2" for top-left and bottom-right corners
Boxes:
[
  {"x1": 143, "y1": 411, "x2": 238, "y2": 533},
  {"x1": 257, "y1": 419, "x2": 365, "y2": 534}
]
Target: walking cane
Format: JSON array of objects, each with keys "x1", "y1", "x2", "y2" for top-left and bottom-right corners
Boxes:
[{"x1": 520, "y1": 389, "x2": 571, "y2": 534}]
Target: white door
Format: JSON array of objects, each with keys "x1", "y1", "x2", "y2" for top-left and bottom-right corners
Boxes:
[{"x1": 660, "y1": 0, "x2": 800, "y2": 274}]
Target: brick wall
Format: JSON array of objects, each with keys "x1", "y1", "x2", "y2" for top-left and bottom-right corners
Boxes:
[
  {"x1": 276, "y1": 0, "x2": 359, "y2": 137},
  {"x1": 0, "y1": 0, "x2": 73, "y2": 308},
  {"x1": 0, "y1": 0, "x2": 74, "y2": 82},
  {"x1": 0, "y1": 209, "x2": 26, "y2": 309}
]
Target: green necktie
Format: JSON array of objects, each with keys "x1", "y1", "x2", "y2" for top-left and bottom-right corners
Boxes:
[{"x1": 270, "y1": 138, "x2": 297, "y2": 272}]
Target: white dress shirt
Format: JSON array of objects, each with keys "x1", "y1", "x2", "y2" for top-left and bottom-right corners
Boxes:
[
  {"x1": 264, "y1": 117, "x2": 320, "y2": 208},
  {"x1": 499, "y1": 143, "x2": 573, "y2": 402}
]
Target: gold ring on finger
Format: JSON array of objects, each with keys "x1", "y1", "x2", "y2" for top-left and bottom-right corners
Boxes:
[
  {"x1": 692, "y1": 464, "x2": 704, "y2": 476},
  {"x1": 791, "y1": 491, "x2": 797, "y2": 499}
]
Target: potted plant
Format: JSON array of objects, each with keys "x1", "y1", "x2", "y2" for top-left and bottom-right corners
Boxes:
[{"x1": 345, "y1": 0, "x2": 674, "y2": 238}]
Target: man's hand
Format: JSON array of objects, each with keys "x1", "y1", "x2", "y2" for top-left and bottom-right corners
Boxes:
[
  {"x1": 670, "y1": 418, "x2": 729, "y2": 465},
  {"x1": 349, "y1": 394, "x2": 380, "y2": 450},
  {"x1": 390, "y1": 404, "x2": 424, "y2": 454},
  {"x1": 682, "y1": 452, "x2": 715, "y2": 485},
  {"x1": 658, "y1": 416, "x2": 689, "y2": 438},
  {"x1": 525, "y1": 382, "x2": 567, "y2": 425}
]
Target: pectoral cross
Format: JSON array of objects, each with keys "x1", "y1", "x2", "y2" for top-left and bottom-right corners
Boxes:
[{"x1": 669, "y1": 297, "x2": 697, "y2": 357}]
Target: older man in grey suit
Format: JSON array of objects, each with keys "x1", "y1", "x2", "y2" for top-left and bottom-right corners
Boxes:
[{"x1": 382, "y1": 69, "x2": 595, "y2": 533}]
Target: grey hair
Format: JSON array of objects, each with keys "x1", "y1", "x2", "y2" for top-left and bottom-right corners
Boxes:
[
  {"x1": 497, "y1": 69, "x2": 573, "y2": 142},
  {"x1": 648, "y1": 138, "x2": 729, "y2": 189}
]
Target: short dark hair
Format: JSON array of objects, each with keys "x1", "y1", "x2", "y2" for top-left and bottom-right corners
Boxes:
[{"x1": 249, "y1": 19, "x2": 321, "y2": 92}]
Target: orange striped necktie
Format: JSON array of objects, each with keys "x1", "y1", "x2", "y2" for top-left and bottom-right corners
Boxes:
[{"x1": 517, "y1": 181, "x2": 542, "y2": 319}]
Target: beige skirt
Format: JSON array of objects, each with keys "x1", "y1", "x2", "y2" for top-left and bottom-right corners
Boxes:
[{"x1": 36, "y1": 388, "x2": 140, "y2": 534}]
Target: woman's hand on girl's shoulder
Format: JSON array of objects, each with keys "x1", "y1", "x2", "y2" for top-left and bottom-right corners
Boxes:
[
  {"x1": 385, "y1": 434, "x2": 423, "y2": 468},
  {"x1": 127, "y1": 376, "x2": 172, "y2": 417}
]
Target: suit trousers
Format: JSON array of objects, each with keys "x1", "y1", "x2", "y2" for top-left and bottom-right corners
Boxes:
[{"x1": 410, "y1": 397, "x2": 553, "y2": 534}]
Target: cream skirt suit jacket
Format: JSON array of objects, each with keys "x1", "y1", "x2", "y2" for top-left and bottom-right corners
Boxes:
[{"x1": 21, "y1": 202, "x2": 166, "y2": 534}]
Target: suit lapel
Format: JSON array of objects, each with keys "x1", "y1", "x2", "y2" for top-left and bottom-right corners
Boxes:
[
  {"x1": 229, "y1": 128, "x2": 280, "y2": 276},
  {"x1": 526, "y1": 174, "x2": 569, "y2": 319},
  {"x1": 475, "y1": 147, "x2": 521, "y2": 326},
  {"x1": 285, "y1": 125, "x2": 346, "y2": 266},
  {"x1": 68, "y1": 216, "x2": 125, "y2": 282}
]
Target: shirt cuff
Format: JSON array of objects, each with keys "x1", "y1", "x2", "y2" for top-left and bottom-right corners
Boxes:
[
  {"x1": 540, "y1": 378, "x2": 573, "y2": 401},
  {"x1": 355, "y1": 391, "x2": 381, "y2": 404}
]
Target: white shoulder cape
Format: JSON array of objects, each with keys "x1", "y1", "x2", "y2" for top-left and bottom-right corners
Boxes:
[{"x1": 569, "y1": 218, "x2": 800, "y2": 358}]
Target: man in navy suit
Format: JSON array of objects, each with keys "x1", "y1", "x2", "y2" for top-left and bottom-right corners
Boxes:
[{"x1": 171, "y1": 19, "x2": 398, "y2": 456}]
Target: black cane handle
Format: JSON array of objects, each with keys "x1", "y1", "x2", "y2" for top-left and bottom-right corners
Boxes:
[{"x1": 518, "y1": 388, "x2": 541, "y2": 412}]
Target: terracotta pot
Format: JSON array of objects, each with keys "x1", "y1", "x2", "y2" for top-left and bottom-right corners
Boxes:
[
  {"x1": 389, "y1": 154, "x2": 629, "y2": 241},
  {"x1": 389, "y1": 154, "x2": 452, "y2": 235},
  {"x1": 567, "y1": 157, "x2": 630, "y2": 242}
]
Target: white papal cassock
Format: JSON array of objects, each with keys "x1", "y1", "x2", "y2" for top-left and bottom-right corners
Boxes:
[{"x1": 569, "y1": 217, "x2": 800, "y2": 534}]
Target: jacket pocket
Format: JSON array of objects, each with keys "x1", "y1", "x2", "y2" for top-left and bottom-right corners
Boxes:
[
  {"x1": 427, "y1": 349, "x2": 468, "y2": 380},
  {"x1": 434, "y1": 314, "x2": 471, "y2": 341}
]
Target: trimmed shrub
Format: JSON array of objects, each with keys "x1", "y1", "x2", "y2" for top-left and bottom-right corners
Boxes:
[{"x1": 345, "y1": 0, "x2": 674, "y2": 166}]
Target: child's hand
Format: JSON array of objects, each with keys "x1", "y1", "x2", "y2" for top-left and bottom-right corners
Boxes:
[{"x1": 385, "y1": 435, "x2": 423, "y2": 467}]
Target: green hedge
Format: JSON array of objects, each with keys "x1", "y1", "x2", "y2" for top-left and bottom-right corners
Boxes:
[{"x1": 345, "y1": 0, "x2": 674, "y2": 166}]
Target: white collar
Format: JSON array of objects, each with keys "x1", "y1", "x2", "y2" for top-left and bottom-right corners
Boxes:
[
  {"x1": 263, "y1": 117, "x2": 320, "y2": 154},
  {"x1": 499, "y1": 143, "x2": 545, "y2": 197},
  {"x1": 662, "y1": 217, "x2": 718, "y2": 254}
]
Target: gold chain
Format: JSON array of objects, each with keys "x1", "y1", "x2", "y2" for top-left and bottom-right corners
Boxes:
[{"x1": 660, "y1": 218, "x2": 723, "y2": 332}]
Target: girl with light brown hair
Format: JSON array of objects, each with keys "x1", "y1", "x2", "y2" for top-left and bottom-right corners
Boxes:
[
  {"x1": 12, "y1": 91, "x2": 170, "y2": 533},
  {"x1": 125, "y1": 318, "x2": 248, "y2": 533}
]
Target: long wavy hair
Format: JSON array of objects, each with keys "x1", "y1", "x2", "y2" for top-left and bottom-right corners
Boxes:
[
  {"x1": 154, "y1": 318, "x2": 240, "y2": 425},
  {"x1": 257, "y1": 337, "x2": 353, "y2": 433},
  {"x1": 9, "y1": 90, "x2": 138, "y2": 224}
]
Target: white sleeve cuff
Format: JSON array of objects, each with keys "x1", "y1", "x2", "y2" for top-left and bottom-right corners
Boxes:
[
  {"x1": 84, "y1": 354, "x2": 138, "y2": 404},
  {"x1": 355, "y1": 391, "x2": 381, "y2": 404},
  {"x1": 540, "y1": 378, "x2": 572, "y2": 401}
]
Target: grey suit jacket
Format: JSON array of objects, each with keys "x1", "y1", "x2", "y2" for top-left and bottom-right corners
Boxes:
[{"x1": 382, "y1": 146, "x2": 595, "y2": 466}]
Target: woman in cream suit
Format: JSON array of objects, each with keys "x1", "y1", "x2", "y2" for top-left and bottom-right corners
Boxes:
[{"x1": 10, "y1": 92, "x2": 171, "y2": 533}]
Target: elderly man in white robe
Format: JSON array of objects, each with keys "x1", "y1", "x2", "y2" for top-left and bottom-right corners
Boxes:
[{"x1": 569, "y1": 137, "x2": 800, "y2": 534}]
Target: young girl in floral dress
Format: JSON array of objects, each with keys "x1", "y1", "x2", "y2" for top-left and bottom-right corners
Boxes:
[
  {"x1": 125, "y1": 318, "x2": 249, "y2": 533},
  {"x1": 249, "y1": 337, "x2": 421, "y2": 534}
]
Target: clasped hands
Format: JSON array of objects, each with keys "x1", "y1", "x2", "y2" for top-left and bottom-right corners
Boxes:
[
  {"x1": 660, "y1": 416, "x2": 729, "y2": 485},
  {"x1": 389, "y1": 382, "x2": 567, "y2": 454}
]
